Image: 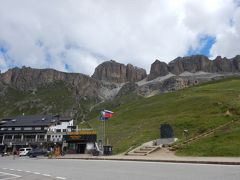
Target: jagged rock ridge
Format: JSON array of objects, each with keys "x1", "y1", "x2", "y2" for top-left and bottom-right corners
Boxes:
[
  {"x1": 148, "y1": 55, "x2": 240, "y2": 80},
  {"x1": 0, "y1": 66, "x2": 105, "y2": 98},
  {"x1": 92, "y1": 60, "x2": 147, "y2": 83},
  {"x1": 0, "y1": 55, "x2": 240, "y2": 118}
]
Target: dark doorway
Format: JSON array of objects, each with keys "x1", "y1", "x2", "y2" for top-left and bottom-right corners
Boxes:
[{"x1": 77, "y1": 143, "x2": 86, "y2": 154}]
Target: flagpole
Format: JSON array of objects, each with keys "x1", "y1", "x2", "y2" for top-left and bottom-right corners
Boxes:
[
  {"x1": 99, "y1": 110, "x2": 114, "y2": 153},
  {"x1": 104, "y1": 119, "x2": 106, "y2": 146},
  {"x1": 102, "y1": 119, "x2": 104, "y2": 149}
]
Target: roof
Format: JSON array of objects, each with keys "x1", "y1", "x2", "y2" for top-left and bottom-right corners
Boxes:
[{"x1": 0, "y1": 115, "x2": 72, "y2": 127}]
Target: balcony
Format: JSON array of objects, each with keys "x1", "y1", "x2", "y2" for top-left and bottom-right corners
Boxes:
[{"x1": 2, "y1": 138, "x2": 61, "y2": 145}]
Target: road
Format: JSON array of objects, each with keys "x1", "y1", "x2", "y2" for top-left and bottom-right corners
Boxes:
[{"x1": 0, "y1": 156, "x2": 239, "y2": 180}]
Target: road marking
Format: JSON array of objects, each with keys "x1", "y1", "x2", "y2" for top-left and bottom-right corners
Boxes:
[
  {"x1": 16, "y1": 170, "x2": 22, "y2": 172},
  {"x1": 25, "y1": 171, "x2": 31, "y2": 173},
  {"x1": 33, "y1": 172, "x2": 40, "y2": 175},
  {"x1": 9, "y1": 169, "x2": 14, "y2": 171},
  {"x1": 42, "y1": 174, "x2": 51, "y2": 177},
  {"x1": 0, "y1": 172, "x2": 21, "y2": 180},
  {"x1": 56, "y1": 177, "x2": 66, "y2": 179},
  {"x1": 60, "y1": 159, "x2": 240, "y2": 167},
  {"x1": 2, "y1": 168, "x2": 8, "y2": 170}
]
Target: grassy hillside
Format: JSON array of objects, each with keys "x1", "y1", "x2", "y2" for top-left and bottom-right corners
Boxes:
[
  {"x1": 0, "y1": 81, "x2": 101, "y2": 125},
  {"x1": 89, "y1": 78, "x2": 240, "y2": 156},
  {"x1": 176, "y1": 121, "x2": 240, "y2": 156},
  {"x1": 0, "y1": 81, "x2": 75, "y2": 118}
]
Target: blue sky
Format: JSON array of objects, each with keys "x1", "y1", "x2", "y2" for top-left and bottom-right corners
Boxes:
[
  {"x1": 187, "y1": 36, "x2": 216, "y2": 57},
  {"x1": 0, "y1": 0, "x2": 240, "y2": 74}
]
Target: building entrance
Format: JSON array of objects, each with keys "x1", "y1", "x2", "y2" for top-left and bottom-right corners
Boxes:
[{"x1": 77, "y1": 143, "x2": 86, "y2": 154}]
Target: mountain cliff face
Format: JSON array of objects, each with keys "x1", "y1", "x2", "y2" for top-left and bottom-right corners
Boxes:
[
  {"x1": 148, "y1": 55, "x2": 240, "y2": 79},
  {"x1": 92, "y1": 60, "x2": 147, "y2": 83},
  {"x1": 0, "y1": 66, "x2": 108, "y2": 99},
  {"x1": 148, "y1": 60, "x2": 169, "y2": 81},
  {"x1": 0, "y1": 55, "x2": 240, "y2": 119}
]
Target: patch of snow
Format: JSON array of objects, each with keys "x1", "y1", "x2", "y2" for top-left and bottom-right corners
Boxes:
[
  {"x1": 136, "y1": 78, "x2": 148, "y2": 86},
  {"x1": 137, "y1": 73, "x2": 175, "y2": 86},
  {"x1": 194, "y1": 71, "x2": 211, "y2": 75},
  {"x1": 179, "y1": 71, "x2": 212, "y2": 77},
  {"x1": 179, "y1": 71, "x2": 194, "y2": 76}
]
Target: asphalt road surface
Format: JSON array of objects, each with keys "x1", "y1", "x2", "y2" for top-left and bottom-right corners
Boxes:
[{"x1": 0, "y1": 156, "x2": 239, "y2": 180}]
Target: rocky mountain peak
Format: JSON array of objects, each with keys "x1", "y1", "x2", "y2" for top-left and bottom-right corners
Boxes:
[
  {"x1": 0, "y1": 66, "x2": 105, "y2": 98},
  {"x1": 168, "y1": 55, "x2": 211, "y2": 75},
  {"x1": 92, "y1": 60, "x2": 147, "y2": 83},
  {"x1": 148, "y1": 55, "x2": 240, "y2": 80},
  {"x1": 147, "y1": 60, "x2": 168, "y2": 81}
]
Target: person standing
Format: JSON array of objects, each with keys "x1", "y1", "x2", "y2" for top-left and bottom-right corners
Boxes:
[{"x1": 13, "y1": 149, "x2": 17, "y2": 160}]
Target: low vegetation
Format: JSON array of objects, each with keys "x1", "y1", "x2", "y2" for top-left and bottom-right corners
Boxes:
[
  {"x1": 1, "y1": 77, "x2": 240, "y2": 156},
  {"x1": 89, "y1": 78, "x2": 240, "y2": 156},
  {"x1": 0, "y1": 81, "x2": 75, "y2": 117}
]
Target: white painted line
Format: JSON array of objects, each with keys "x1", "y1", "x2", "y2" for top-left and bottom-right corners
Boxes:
[
  {"x1": 64, "y1": 159, "x2": 240, "y2": 167},
  {"x1": 33, "y1": 172, "x2": 40, "y2": 175},
  {"x1": 9, "y1": 169, "x2": 14, "y2": 171},
  {"x1": 2, "y1": 168, "x2": 8, "y2": 170},
  {"x1": 42, "y1": 174, "x2": 51, "y2": 177},
  {"x1": 25, "y1": 171, "x2": 31, "y2": 173},
  {"x1": 56, "y1": 176, "x2": 66, "y2": 179},
  {"x1": 0, "y1": 172, "x2": 21, "y2": 180},
  {"x1": 16, "y1": 170, "x2": 22, "y2": 172}
]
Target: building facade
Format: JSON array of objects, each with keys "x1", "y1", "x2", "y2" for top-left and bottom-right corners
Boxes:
[{"x1": 0, "y1": 115, "x2": 97, "y2": 154}]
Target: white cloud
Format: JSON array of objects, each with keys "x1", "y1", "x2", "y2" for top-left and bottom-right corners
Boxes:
[
  {"x1": 210, "y1": 6, "x2": 240, "y2": 58},
  {"x1": 0, "y1": 54, "x2": 8, "y2": 73},
  {"x1": 0, "y1": 0, "x2": 239, "y2": 75}
]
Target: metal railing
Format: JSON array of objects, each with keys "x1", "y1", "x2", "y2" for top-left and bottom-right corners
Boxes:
[{"x1": 2, "y1": 138, "x2": 62, "y2": 144}]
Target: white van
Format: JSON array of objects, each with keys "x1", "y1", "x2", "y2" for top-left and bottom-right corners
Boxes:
[{"x1": 19, "y1": 147, "x2": 32, "y2": 156}]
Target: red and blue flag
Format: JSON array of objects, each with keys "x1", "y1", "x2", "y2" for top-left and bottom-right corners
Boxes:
[{"x1": 100, "y1": 110, "x2": 114, "y2": 120}]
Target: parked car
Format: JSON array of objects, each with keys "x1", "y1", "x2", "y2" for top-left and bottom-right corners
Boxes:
[
  {"x1": 1, "y1": 152, "x2": 10, "y2": 157},
  {"x1": 19, "y1": 148, "x2": 32, "y2": 156},
  {"x1": 27, "y1": 149, "x2": 48, "y2": 158}
]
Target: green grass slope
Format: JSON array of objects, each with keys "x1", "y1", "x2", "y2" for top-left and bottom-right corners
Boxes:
[
  {"x1": 176, "y1": 121, "x2": 240, "y2": 156},
  {"x1": 0, "y1": 81, "x2": 75, "y2": 117},
  {"x1": 89, "y1": 78, "x2": 240, "y2": 156}
]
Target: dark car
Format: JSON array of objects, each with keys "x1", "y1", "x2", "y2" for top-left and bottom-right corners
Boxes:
[
  {"x1": 27, "y1": 149, "x2": 48, "y2": 158},
  {"x1": 1, "y1": 151, "x2": 10, "y2": 157}
]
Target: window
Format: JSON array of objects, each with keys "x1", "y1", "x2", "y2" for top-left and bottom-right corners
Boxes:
[
  {"x1": 24, "y1": 127, "x2": 32, "y2": 130},
  {"x1": 63, "y1": 129, "x2": 66, "y2": 132},
  {"x1": 38, "y1": 135, "x2": 45, "y2": 140},
  {"x1": 44, "y1": 127, "x2": 48, "y2": 130},
  {"x1": 5, "y1": 135, "x2": 12, "y2": 139},
  {"x1": 56, "y1": 129, "x2": 61, "y2": 133},
  {"x1": 15, "y1": 127, "x2": 21, "y2": 131},
  {"x1": 8, "y1": 128, "x2": 12, "y2": 131},
  {"x1": 14, "y1": 135, "x2": 21, "y2": 139},
  {"x1": 35, "y1": 127, "x2": 41, "y2": 130}
]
